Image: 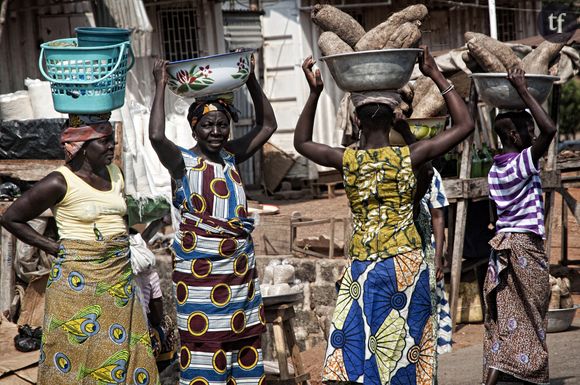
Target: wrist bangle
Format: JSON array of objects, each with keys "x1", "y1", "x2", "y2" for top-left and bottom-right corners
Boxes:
[{"x1": 440, "y1": 84, "x2": 454, "y2": 96}]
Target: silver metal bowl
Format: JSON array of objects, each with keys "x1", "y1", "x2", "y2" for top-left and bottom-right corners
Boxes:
[
  {"x1": 320, "y1": 49, "x2": 422, "y2": 92},
  {"x1": 546, "y1": 305, "x2": 578, "y2": 333},
  {"x1": 470, "y1": 73, "x2": 559, "y2": 110}
]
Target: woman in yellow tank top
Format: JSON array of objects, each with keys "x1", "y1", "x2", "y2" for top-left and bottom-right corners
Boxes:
[{"x1": 1, "y1": 114, "x2": 159, "y2": 385}]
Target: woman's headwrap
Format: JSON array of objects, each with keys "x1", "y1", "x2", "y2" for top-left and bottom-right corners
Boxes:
[
  {"x1": 188, "y1": 93, "x2": 239, "y2": 128},
  {"x1": 61, "y1": 113, "x2": 113, "y2": 163},
  {"x1": 350, "y1": 91, "x2": 402, "y2": 109}
]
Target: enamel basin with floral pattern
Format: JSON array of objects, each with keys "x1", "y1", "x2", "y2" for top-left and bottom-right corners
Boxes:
[{"x1": 166, "y1": 49, "x2": 254, "y2": 98}]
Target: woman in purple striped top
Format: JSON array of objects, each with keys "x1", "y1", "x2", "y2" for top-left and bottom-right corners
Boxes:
[{"x1": 483, "y1": 68, "x2": 557, "y2": 385}]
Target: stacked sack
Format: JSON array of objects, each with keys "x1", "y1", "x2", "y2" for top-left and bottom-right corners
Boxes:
[
  {"x1": 549, "y1": 275, "x2": 574, "y2": 309},
  {"x1": 260, "y1": 260, "x2": 304, "y2": 297}
]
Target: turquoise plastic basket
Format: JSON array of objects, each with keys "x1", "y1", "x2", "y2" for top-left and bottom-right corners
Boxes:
[
  {"x1": 75, "y1": 27, "x2": 131, "y2": 47},
  {"x1": 39, "y1": 38, "x2": 134, "y2": 114}
]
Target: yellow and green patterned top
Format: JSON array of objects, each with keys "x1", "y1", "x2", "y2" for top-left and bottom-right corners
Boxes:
[{"x1": 343, "y1": 146, "x2": 421, "y2": 261}]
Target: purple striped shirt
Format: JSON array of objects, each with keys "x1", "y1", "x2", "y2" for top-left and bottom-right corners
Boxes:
[{"x1": 488, "y1": 147, "x2": 545, "y2": 238}]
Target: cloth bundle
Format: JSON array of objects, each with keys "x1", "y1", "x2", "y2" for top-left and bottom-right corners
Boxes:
[
  {"x1": 129, "y1": 233, "x2": 156, "y2": 274},
  {"x1": 337, "y1": 91, "x2": 403, "y2": 146},
  {"x1": 61, "y1": 113, "x2": 113, "y2": 162}
]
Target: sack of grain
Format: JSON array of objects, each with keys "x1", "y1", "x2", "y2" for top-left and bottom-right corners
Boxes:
[
  {"x1": 0, "y1": 90, "x2": 34, "y2": 121},
  {"x1": 273, "y1": 264, "x2": 295, "y2": 285},
  {"x1": 24, "y1": 78, "x2": 65, "y2": 119}
]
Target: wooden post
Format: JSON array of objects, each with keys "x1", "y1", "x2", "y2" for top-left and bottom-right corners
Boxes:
[
  {"x1": 446, "y1": 203, "x2": 456, "y2": 268},
  {"x1": 450, "y1": 84, "x2": 477, "y2": 330},
  {"x1": 544, "y1": 191, "x2": 555, "y2": 260},
  {"x1": 543, "y1": 85, "x2": 561, "y2": 260},
  {"x1": 0, "y1": 227, "x2": 15, "y2": 313},
  {"x1": 561, "y1": 191, "x2": 568, "y2": 265},
  {"x1": 283, "y1": 318, "x2": 310, "y2": 385},
  {"x1": 272, "y1": 313, "x2": 290, "y2": 379},
  {"x1": 329, "y1": 217, "x2": 335, "y2": 259}
]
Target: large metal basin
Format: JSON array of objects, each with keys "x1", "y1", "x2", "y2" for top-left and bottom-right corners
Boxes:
[
  {"x1": 546, "y1": 305, "x2": 578, "y2": 333},
  {"x1": 320, "y1": 49, "x2": 422, "y2": 92},
  {"x1": 471, "y1": 73, "x2": 559, "y2": 110}
]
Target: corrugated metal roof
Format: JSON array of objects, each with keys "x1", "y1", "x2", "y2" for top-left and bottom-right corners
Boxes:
[{"x1": 223, "y1": 11, "x2": 263, "y2": 50}]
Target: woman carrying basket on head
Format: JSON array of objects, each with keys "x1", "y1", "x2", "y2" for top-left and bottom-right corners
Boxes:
[
  {"x1": 1, "y1": 113, "x2": 159, "y2": 385},
  {"x1": 149, "y1": 55, "x2": 277, "y2": 385},
  {"x1": 294, "y1": 46, "x2": 474, "y2": 384}
]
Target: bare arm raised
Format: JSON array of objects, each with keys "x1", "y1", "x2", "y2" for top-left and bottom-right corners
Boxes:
[
  {"x1": 294, "y1": 56, "x2": 344, "y2": 171},
  {"x1": 225, "y1": 55, "x2": 278, "y2": 164},
  {"x1": 0, "y1": 172, "x2": 66, "y2": 256},
  {"x1": 508, "y1": 68, "x2": 557, "y2": 164},
  {"x1": 148, "y1": 59, "x2": 185, "y2": 179},
  {"x1": 409, "y1": 46, "x2": 475, "y2": 169}
]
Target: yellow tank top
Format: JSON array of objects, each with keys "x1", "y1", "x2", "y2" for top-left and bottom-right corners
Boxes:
[
  {"x1": 343, "y1": 146, "x2": 421, "y2": 260},
  {"x1": 53, "y1": 164, "x2": 127, "y2": 241}
]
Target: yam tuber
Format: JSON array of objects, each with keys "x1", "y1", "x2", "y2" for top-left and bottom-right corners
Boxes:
[
  {"x1": 522, "y1": 40, "x2": 566, "y2": 75},
  {"x1": 467, "y1": 40, "x2": 506, "y2": 72},
  {"x1": 560, "y1": 295, "x2": 574, "y2": 309},
  {"x1": 559, "y1": 277, "x2": 571, "y2": 296},
  {"x1": 355, "y1": 4, "x2": 428, "y2": 51},
  {"x1": 395, "y1": 100, "x2": 411, "y2": 117},
  {"x1": 383, "y1": 21, "x2": 422, "y2": 49},
  {"x1": 465, "y1": 32, "x2": 522, "y2": 71},
  {"x1": 398, "y1": 84, "x2": 414, "y2": 105},
  {"x1": 411, "y1": 76, "x2": 449, "y2": 118},
  {"x1": 318, "y1": 31, "x2": 354, "y2": 56},
  {"x1": 311, "y1": 4, "x2": 365, "y2": 48},
  {"x1": 549, "y1": 285, "x2": 561, "y2": 309}
]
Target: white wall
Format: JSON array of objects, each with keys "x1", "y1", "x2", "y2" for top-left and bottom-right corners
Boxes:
[{"x1": 260, "y1": 0, "x2": 343, "y2": 175}]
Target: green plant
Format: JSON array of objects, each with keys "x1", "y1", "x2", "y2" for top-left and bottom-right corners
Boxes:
[{"x1": 559, "y1": 78, "x2": 580, "y2": 139}]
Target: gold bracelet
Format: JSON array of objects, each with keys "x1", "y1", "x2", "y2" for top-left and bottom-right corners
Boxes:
[{"x1": 440, "y1": 84, "x2": 454, "y2": 96}]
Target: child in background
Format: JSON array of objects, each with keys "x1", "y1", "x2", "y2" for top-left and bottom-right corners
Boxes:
[
  {"x1": 393, "y1": 119, "x2": 453, "y2": 355},
  {"x1": 483, "y1": 68, "x2": 557, "y2": 385},
  {"x1": 129, "y1": 215, "x2": 177, "y2": 373},
  {"x1": 423, "y1": 169, "x2": 453, "y2": 355}
]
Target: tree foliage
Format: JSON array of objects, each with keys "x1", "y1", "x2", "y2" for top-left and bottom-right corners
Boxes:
[{"x1": 559, "y1": 77, "x2": 580, "y2": 137}]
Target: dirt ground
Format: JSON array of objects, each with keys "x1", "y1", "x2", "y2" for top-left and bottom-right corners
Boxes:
[
  {"x1": 257, "y1": 187, "x2": 580, "y2": 385},
  {"x1": 258, "y1": 187, "x2": 580, "y2": 263}
]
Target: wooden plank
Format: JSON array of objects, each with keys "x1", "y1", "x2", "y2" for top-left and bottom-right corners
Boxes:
[
  {"x1": 443, "y1": 172, "x2": 559, "y2": 201},
  {"x1": 264, "y1": 374, "x2": 310, "y2": 385},
  {"x1": 541, "y1": 169, "x2": 561, "y2": 189},
  {"x1": 283, "y1": 318, "x2": 310, "y2": 385},
  {"x1": 450, "y1": 199, "x2": 468, "y2": 330},
  {"x1": 558, "y1": 188, "x2": 580, "y2": 225},
  {"x1": 544, "y1": 191, "x2": 556, "y2": 260},
  {"x1": 0, "y1": 228, "x2": 15, "y2": 313},
  {"x1": 316, "y1": 170, "x2": 342, "y2": 184},
  {"x1": 253, "y1": 215, "x2": 292, "y2": 255},
  {"x1": 0, "y1": 316, "x2": 39, "y2": 376},
  {"x1": 262, "y1": 142, "x2": 295, "y2": 194},
  {"x1": 446, "y1": 203, "x2": 456, "y2": 267},
  {"x1": 329, "y1": 217, "x2": 335, "y2": 259},
  {"x1": 450, "y1": 83, "x2": 476, "y2": 330},
  {"x1": 561, "y1": 193, "x2": 568, "y2": 265},
  {"x1": 442, "y1": 179, "x2": 463, "y2": 200},
  {"x1": 558, "y1": 158, "x2": 580, "y2": 172},
  {"x1": 13, "y1": 366, "x2": 37, "y2": 384},
  {"x1": 465, "y1": 178, "x2": 488, "y2": 199},
  {"x1": 546, "y1": 85, "x2": 560, "y2": 171},
  {"x1": 0, "y1": 374, "x2": 34, "y2": 385},
  {"x1": 272, "y1": 321, "x2": 290, "y2": 379},
  {"x1": 0, "y1": 160, "x2": 63, "y2": 181}
]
